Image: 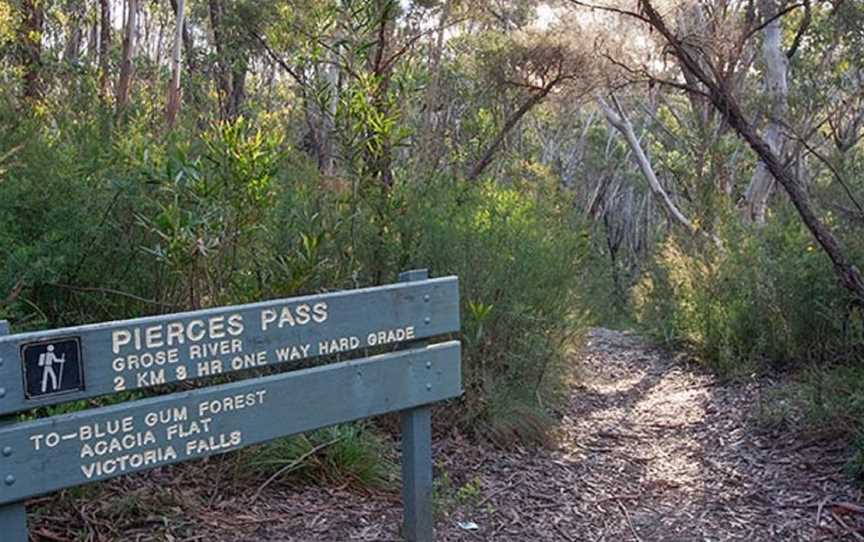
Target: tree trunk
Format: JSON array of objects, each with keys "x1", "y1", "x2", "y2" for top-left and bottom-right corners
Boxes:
[
  {"x1": 165, "y1": 0, "x2": 185, "y2": 129},
  {"x1": 63, "y1": 2, "x2": 84, "y2": 66},
  {"x1": 636, "y1": 0, "x2": 864, "y2": 304},
  {"x1": 365, "y1": 0, "x2": 397, "y2": 187},
  {"x1": 320, "y1": 60, "x2": 339, "y2": 175},
  {"x1": 228, "y1": 62, "x2": 247, "y2": 118},
  {"x1": 467, "y1": 82, "x2": 557, "y2": 181},
  {"x1": 418, "y1": 0, "x2": 452, "y2": 171},
  {"x1": 170, "y1": 0, "x2": 195, "y2": 73},
  {"x1": 675, "y1": 5, "x2": 713, "y2": 128},
  {"x1": 208, "y1": 0, "x2": 233, "y2": 120},
  {"x1": 18, "y1": 0, "x2": 44, "y2": 101},
  {"x1": 116, "y1": 0, "x2": 139, "y2": 112},
  {"x1": 596, "y1": 95, "x2": 698, "y2": 235},
  {"x1": 742, "y1": 0, "x2": 789, "y2": 224},
  {"x1": 87, "y1": 18, "x2": 99, "y2": 63},
  {"x1": 99, "y1": 0, "x2": 112, "y2": 101}
]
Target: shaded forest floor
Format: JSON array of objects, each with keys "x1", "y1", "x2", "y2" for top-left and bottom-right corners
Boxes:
[{"x1": 30, "y1": 328, "x2": 864, "y2": 541}]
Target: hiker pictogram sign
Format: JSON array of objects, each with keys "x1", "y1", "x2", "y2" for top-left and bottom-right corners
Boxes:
[{"x1": 21, "y1": 338, "x2": 84, "y2": 399}]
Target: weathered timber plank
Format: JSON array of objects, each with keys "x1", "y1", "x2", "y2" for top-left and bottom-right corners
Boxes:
[
  {"x1": 0, "y1": 277, "x2": 459, "y2": 415},
  {"x1": 0, "y1": 342, "x2": 461, "y2": 505},
  {"x1": 0, "y1": 321, "x2": 27, "y2": 541}
]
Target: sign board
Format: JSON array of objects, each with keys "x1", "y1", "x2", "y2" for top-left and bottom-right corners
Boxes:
[
  {"x1": 0, "y1": 271, "x2": 461, "y2": 542},
  {"x1": 0, "y1": 277, "x2": 459, "y2": 415},
  {"x1": 0, "y1": 342, "x2": 460, "y2": 505}
]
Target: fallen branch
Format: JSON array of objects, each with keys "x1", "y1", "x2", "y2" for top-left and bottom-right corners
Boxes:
[
  {"x1": 478, "y1": 478, "x2": 523, "y2": 507},
  {"x1": 830, "y1": 510, "x2": 864, "y2": 541},
  {"x1": 617, "y1": 499, "x2": 643, "y2": 542},
  {"x1": 831, "y1": 501, "x2": 864, "y2": 516}
]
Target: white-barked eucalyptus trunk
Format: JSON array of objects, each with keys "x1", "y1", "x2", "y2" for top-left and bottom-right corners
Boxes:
[
  {"x1": 165, "y1": 0, "x2": 185, "y2": 129},
  {"x1": 742, "y1": 0, "x2": 789, "y2": 224}
]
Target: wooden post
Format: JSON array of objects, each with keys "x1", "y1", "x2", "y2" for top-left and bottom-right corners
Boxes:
[
  {"x1": 0, "y1": 320, "x2": 27, "y2": 542},
  {"x1": 398, "y1": 270, "x2": 434, "y2": 542}
]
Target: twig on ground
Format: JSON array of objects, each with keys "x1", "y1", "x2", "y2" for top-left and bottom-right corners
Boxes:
[
  {"x1": 817, "y1": 497, "x2": 829, "y2": 528},
  {"x1": 833, "y1": 502, "x2": 864, "y2": 515},
  {"x1": 553, "y1": 521, "x2": 576, "y2": 541},
  {"x1": 477, "y1": 479, "x2": 522, "y2": 507},
  {"x1": 830, "y1": 511, "x2": 864, "y2": 541},
  {"x1": 617, "y1": 499, "x2": 643, "y2": 542}
]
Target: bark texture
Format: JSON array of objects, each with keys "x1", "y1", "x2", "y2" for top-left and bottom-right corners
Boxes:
[
  {"x1": 742, "y1": 0, "x2": 789, "y2": 224},
  {"x1": 18, "y1": 0, "x2": 44, "y2": 101},
  {"x1": 99, "y1": 0, "x2": 112, "y2": 101},
  {"x1": 209, "y1": 1, "x2": 246, "y2": 120},
  {"x1": 165, "y1": 0, "x2": 185, "y2": 128},
  {"x1": 116, "y1": 0, "x2": 139, "y2": 111}
]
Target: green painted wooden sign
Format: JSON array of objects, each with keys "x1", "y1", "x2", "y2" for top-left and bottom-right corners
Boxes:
[
  {"x1": 0, "y1": 270, "x2": 461, "y2": 542},
  {"x1": 0, "y1": 277, "x2": 459, "y2": 415}
]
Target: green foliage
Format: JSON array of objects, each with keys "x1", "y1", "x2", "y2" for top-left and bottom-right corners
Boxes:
[
  {"x1": 401, "y1": 179, "x2": 588, "y2": 445},
  {"x1": 0, "y1": 1, "x2": 13, "y2": 46},
  {"x1": 0, "y1": 108, "x2": 151, "y2": 327},
  {"x1": 634, "y1": 214, "x2": 862, "y2": 374},
  {"x1": 755, "y1": 363, "x2": 864, "y2": 476},
  {"x1": 136, "y1": 118, "x2": 284, "y2": 308},
  {"x1": 630, "y1": 208, "x2": 864, "y2": 469},
  {"x1": 433, "y1": 470, "x2": 486, "y2": 517},
  {"x1": 0, "y1": 92, "x2": 588, "y2": 463},
  {"x1": 243, "y1": 424, "x2": 395, "y2": 488}
]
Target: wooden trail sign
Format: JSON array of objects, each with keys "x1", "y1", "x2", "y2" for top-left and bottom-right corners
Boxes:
[
  {"x1": 0, "y1": 270, "x2": 461, "y2": 542},
  {"x1": 0, "y1": 276, "x2": 458, "y2": 415}
]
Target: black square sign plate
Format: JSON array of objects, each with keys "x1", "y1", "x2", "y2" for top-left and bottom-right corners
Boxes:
[{"x1": 21, "y1": 338, "x2": 84, "y2": 399}]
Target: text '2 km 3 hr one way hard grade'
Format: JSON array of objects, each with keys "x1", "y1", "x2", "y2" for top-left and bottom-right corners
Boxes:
[{"x1": 108, "y1": 301, "x2": 416, "y2": 392}]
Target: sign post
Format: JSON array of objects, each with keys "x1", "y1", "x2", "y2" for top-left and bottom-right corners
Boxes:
[
  {"x1": 0, "y1": 320, "x2": 27, "y2": 542},
  {"x1": 0, "y1": 273, "x2": 462, "y2": 540},
  {"x1": 399, "y1": 270, "x2": 434, "y2": 542}
]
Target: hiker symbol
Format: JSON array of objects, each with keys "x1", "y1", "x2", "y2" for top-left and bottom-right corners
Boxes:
[{"x1": 21, "y1": 338, "x2": 84, "y2": 398}]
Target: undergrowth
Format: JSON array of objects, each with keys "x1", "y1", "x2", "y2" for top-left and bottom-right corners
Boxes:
[
  {"x1": 0, "y1": 109, "x2": 588, "y2": 487},
  {"x1": 242, "y1": 424, "x2": 395, "y2": 489},
  {"x1": 629, "y1": 209, "x2": 864, "y2": 472}
]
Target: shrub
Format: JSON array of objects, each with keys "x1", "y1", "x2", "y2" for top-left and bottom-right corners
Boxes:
[
  {"x1": 243, "y1": 424, "x2": 395, "y2": 489},
  {"x1": 632, "y1": 209, "x2": 864, "y2": 471},
  {"x1": 633, "y1": 214, "x2": 862, "y2": 374},
  {"x1": 1, "y1": 108, "x2": 589, "y2": 470},
  {"x1": 398, "y1": 179, "x2": 588, "y2": 445}
]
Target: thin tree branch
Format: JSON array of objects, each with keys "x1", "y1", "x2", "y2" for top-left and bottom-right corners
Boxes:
[
  {"x1": 567, "y1": 0, "x2": 650, "y2": 23},
  {"x1": 791, "y1": 133, "x2": 864, "y2": 215},
  {"x1": 740, "y1": 1, "x2": 806, "y2": 45},
  {"x1": 786, "y1": 0, "x2": 811, "y2": 59},
  {"x1": 634, "y1": 0, "x2": 864, "y2": 301},
  {"x1": 50, "y1": 283, "x2": 180, "y2": 309}
]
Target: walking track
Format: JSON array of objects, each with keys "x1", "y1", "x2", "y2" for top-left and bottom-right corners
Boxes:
[{"x1": 32, "y1": 328, "x2": 864, "y2": 541}]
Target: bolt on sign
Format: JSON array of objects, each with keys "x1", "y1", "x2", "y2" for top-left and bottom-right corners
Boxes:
[{"x1": 0, "y1": 270, "x2": 460, "y2": 542}]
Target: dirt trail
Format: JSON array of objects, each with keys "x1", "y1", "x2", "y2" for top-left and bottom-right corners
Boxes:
[
  {"x1": 549, "y1": 328, "x2": 861, "y2": 541},
  {"x1": 33, "y1": 328, "x2": 863, "y2": 541},
  {"x1": 403, "y1": 327, "x2": 860, "y2": 542},
  {"x1": 230, "y1": 328, "x2": 863, "y2": 541}
]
